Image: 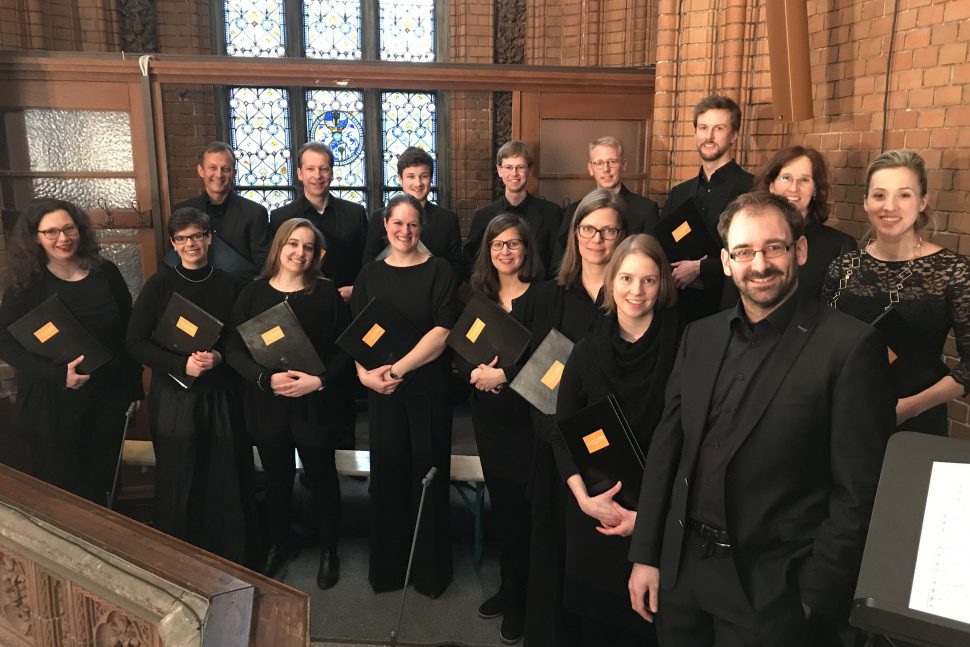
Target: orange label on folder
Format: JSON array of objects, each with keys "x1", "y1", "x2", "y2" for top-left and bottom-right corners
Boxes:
[
  {"x1": 672, "y1": 220, "x2": 692, "y2": 242},
  {"x1": 583, "y1": 429, "x2": 610, "y2": 454},
  {"x1": 466, "y1": 318, "x2": 486, "y2": 343},
  {"x1": 33, "y1": 321, "x2": 59, "y2": 343},
  {"x1": 362, "y1": 324, "x2": 385, "y2": 348},
  {"x1": 540, "y1": 360, "x2": 565, "y2": 390},
  {"x1": 176, "y1": 316, "x2": 198, "y2": 338},
  {"x1": 887, "y1": 346, "x2": 898, "y2": 364},
  {"x1": 261, "y1": 325, "x2": 285, "y2": 346}
]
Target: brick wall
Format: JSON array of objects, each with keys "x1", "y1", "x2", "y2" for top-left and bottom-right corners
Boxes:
[
  {"x1": 650, "y1": 0, "x2": 970, "y2": 437},
  {"x1": 0, "y1": 0, "x2": 120, "y2": 51}
]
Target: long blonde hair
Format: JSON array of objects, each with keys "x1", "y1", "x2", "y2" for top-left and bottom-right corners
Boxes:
[
  {"x1": 556, "y1": 188, "x2": 628, "y2": 288},
  {"x1": 258, "y1": 218, "x2": 326, "y2": 292}
]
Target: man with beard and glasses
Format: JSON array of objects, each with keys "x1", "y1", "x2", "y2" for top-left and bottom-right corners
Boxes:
[
  {"x1": 658, "y1": 95, "x2": 753, "y2": 322},
  {"x1": 628, "y1": 191, "x2": 895, "y2": 647}
]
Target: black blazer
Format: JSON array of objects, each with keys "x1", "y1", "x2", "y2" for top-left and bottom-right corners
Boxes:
[
  {"x1": 363, "y1": 202, "x2": 466, "y2": 279},
  {"x1": 174, "y1": 192, "x2": 271, "y2": 272},
  {"x1": 628, "y1": 296, "x2": 895, "y2": 620}
]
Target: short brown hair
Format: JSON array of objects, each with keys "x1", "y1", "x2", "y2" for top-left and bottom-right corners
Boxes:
[
  {"x1": 557, "y1": 189, "x2": 628, "y2": 287},
  {"x1": 693, "y1": 95, "x2": 742, "y2": 132},
  {"x1": 716, "y1": 191, "x2": 805, "y2": 248},
  {"x1": 496, "y1": 140, "x2": 534, "y2": 167},
  {"x1": 297, "y1": 141, "x2": 335, "y2": 168},
  {"x1": 197, "y1": 141, "x2": 235, "y2": 166},
  {"x1": 602, "y1": 234, "x2": 676, "y2": 313},
  {"x1": 865, "y1": 149, "x2": 931, "y2": 230},
  {"x1": 755, "y1": 146, "x2": 831, "y2": 224},
  {"x1": 258, "y1": 218, "x2": 326, "y2": 292}
]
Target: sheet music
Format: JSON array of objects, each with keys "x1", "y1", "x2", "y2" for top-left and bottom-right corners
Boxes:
[{"x1": 908, "y1": 461, "x2": 970, "y2": 624}]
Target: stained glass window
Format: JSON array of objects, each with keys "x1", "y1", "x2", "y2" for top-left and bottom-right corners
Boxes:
[
  {"x1": 381, "y1": 91, "x2": 437, "y2": 194},
  {"x1": 306, "y1": 89, "x2": 367, "y2": 208},
  {"x1": 228, "y1": 87, "x2": 293, "y2": 211},
  {"x1": 379, "y1": 0, "x2": 436, "y2": 62},
  {"x1": 225, "y1": 0, "x2": 286, "y2": 57},
  {"x1": 304, "y1": 0, "x2": 362, "y2": 60}
]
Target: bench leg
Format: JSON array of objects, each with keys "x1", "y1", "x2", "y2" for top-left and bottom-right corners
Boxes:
[{"x1": 451, "y1": 481, "x2": 487, "y2": 572}]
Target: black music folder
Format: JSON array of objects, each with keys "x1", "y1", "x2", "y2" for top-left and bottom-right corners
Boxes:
[
  {"x1": 851, "y1": 432, "x2": 970, "y2": 647},
  {"x1": 6, "y1": 294, "x2": 112, "y2": 374},
  {"x1": 509, "y1": 328, "x2": 573, "y2": 415},
  {"x1": 150, "y1": 292, "x2": 224, "y2": 388},
  {"x1": 336, "y1": 297, "x2": 421, "y2": 370},
  {"x1": 656, "y1": 198, "x2": 720, "y2": 263},
  {"x1": 236, "y1": 300, "x2": 325, "y2": 375},
  {"x1": 557, "y1": 394, "x2": 645, "y2": 511},
  {"x1": 871, "y1": 307, "x2": 949, "y2": 396},
  {"x1": 446, "y1": 292, "x2": 531, "y2": 368}
]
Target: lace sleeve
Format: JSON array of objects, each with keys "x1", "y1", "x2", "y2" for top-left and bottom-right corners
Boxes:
[{"x1": 945, "y1": 253, "x2": 970, "y2": 391}]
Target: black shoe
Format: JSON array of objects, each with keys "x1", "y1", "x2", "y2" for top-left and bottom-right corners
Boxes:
[
  {"x1": 478, "y1": 590, "x2": 504, "y2": 619},
  {"x1": 316, "y1": 548, "x2": 340, "y2": 590},
  {"x1": 499, "y1": 607, "x2": 524, "y2": 645},
  {"x1": 261, "y1": 543, "x2": 294, "y2": 580}
]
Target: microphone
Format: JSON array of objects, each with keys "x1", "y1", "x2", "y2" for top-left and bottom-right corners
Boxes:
[{"x1": 422, "y1": 466, "x2": 438, "y2": 486}]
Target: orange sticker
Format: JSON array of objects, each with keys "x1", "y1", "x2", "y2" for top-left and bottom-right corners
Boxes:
[
  {"x1": 672, "y1": 220, "x2": 692, "y2": 242},
  {"x1": 175, "y1": 316, "x2": 198, "y2": 338},
  {"x1": 261, "y1": 325, "x2": 285, "y2": 346},
  {"x1": 33, "y1": 321, "x2": 59, "y2": 344},
  {"x1": 583, "y1": 429, "x2": 610, "y2": 454},
  {"x1": 466, "y1": 318, "x2": 486, "y2": 343},
  {"x1": 540, "y1": 360, "x2": 565, "y2": 389},
  {"x1": 362, "y1": 323, "x2": 385, "y2": 348},
  {"x1": 887, "y1": 346, "x2": 897, "y2": 364}
]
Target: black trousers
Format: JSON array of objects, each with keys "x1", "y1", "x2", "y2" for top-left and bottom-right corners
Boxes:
[
  {"x1": 255, "y1": 435, "x2": 340, "y2": 550},
  {"x1": 366, "y1": 390, "x2": 453, "y2": 596},
  {"x1": 657, "y1": 527, "x2": 843, "y2": 647},
  {"x1": 483, "y1": 472, "x2": 530, "y2": 617}
]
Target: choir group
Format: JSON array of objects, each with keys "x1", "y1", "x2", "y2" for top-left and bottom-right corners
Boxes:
[{"x1": 0, "y1": 94, "x2": 967, "y2": 647}]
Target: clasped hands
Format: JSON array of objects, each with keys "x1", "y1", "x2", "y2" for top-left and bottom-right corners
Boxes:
[
  {"x1": 270, "y1": 370, "x2": 324, "y2": 397},
  {"x1": 581, "y1": 480, "x2": 637, "y2": 537},
  {"x1": 470, "y1": 356, "x2": 506, "y2": 394},
  {"x1": 185, "y1": 349, "x2": 222, "y2": 377},
  {"x1": 358, "y1": 364, "x2": 403, "y2": 395}
]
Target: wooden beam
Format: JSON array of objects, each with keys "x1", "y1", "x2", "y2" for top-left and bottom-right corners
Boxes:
[{"x1": 765, "y1": 0, "x2": 813, "y2": 121}]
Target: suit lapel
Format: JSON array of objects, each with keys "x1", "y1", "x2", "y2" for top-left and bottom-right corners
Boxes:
[{"x1": 728, "y1": 297, "x2": 819, "y2": 451}]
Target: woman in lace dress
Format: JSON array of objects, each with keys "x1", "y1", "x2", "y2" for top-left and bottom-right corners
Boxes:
[{"x1": 821, "y1": 150, "x2": 969, "y2": 435}]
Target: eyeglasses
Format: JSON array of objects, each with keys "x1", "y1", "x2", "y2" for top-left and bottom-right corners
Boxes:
[
  {"x1": 774, "y1": 174, "x2": 813, "y2": 188},
  {"x1": 590, "y1": 159, "x2": 621, "y2": 169},
  {"x1": 577, "y1": 224, "x2": 622, "y2": 240},
  {"x1": 500, "y1": 165, "x2": 528, "y2": 174},
  {"x1": 37, "y1": 224, "x2": 79, "y2": 240},
  {"x1": 171, "y1": 230, "x2": 209, "y2": 245},
  {"x1": 490, "y1": 239, "x2": 523, "y2": 251},
  {"x1": 728, "y1": 242, "x2": 794, "y2": 262}
]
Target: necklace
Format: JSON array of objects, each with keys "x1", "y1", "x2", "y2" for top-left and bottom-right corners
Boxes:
[
  {"x1": 175, "y1": 265, "x2": 213, "y2": 283},
  {"x1": 830, "y1": 237, "x2": 921, "y2": 310}
]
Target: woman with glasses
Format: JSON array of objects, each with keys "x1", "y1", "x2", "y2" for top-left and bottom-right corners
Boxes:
[
  {"x1": 225, "y1": 218, "x2": 350, "y2": 587},
  {"x1": 822, "y1": 150, "x2": 969, "y2": 436},
  {"x1": 462, "y1": 214, "x2": 541, "y2": 643},
  {"x1": 0, "y1": 198, "x2": 141, "y2": 503},
  {"x1": 126, "y1": 207, "x2": 252, "y2": 564},
  {"x1": 555, "y1": 234, "x2": 678, "y2": 646},
  {"x1": 517, "y1": 188, "x2": 628, "y2": 647},
  {"x1": 756, "y1": 146, "x2": 857, "y2": 298},
  {"x1": 351, "y1": 193, "x2": 458, "y2": 598}
]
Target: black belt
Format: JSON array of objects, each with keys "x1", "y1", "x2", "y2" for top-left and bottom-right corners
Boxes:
[{"x1": 688, "y1": 519, "x2": 732, "y2": 555}]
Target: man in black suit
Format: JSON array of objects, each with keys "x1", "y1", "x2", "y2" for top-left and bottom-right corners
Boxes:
[
  {"x1": 270, "y1": 142, "x2": 368, "y2": 304},
  {"x1": 174, "y1": 141, "x2": 271, "y2": 279},
  {"x1": 659, "y1": 95, "x2": 753, "y2": 322},
  {"x1": 552, "y1": 135, "x2": 659, "y2": 268},
  {"x1": 463, "y1": 140, "x2": 561, "y2": 278},
  {"x1": 362, "y1": 146, "x2": 466, "y2": 279},
  {"x1": 627, "y1": 192, "x2": 895, "y2": 647}
]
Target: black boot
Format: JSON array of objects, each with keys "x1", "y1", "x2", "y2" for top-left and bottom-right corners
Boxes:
[
  {"x1": 317, "y1": 547, "x2": 340, "y2": 590},
  {"x1": 261, "y1": 543, "x2": 295, "y2": 580}
]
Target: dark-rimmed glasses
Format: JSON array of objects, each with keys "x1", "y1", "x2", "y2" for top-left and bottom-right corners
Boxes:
[
  {"x1": 37, "y1": 224, "x2": 79, "y2": 240},
  {"x1": 577, "y1": 224, "x2": 622, "y2": 240},
  {"x1": 728, "y1": 242, "x2": 794, "y2": 262},
  {"x1": 171, "y1": 230, "x2": 210, "y2": 245}
]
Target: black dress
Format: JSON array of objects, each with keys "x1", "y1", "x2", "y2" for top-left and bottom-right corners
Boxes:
[
  {"x1": 0, "y1": 262, "x2": 140, "y2": 503},
  {"x1": 798, "y1": 222, "x2": 857, "y2": 299},
  {"x1": 514, "y1": 278, "x2": 604, "y2": 647},
  {"x1": 225, "y1": 277, "x2": 350, "y2": 552},
  {"x1": 351, "y1": 256, "x2": 458, "y2": 596},
  {"x1": 455, "y1": 283, "x2": 537, "y2": 624},
  {"x1": 554, "y1": 310, "x2": 679, "y2": 646},
  {"x1": 822, "y1": 248, "x2": 970, "y2": 435},
  {"x1": 126, "y1": 264, "x2": 253, "y2": 563}
]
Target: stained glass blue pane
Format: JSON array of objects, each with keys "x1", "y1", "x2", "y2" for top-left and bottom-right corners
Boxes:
[
  {"x1": 304, "y1": 0, "x2": 362, "y2": 60},
  {"x1": 239, "y1": 188, "x2": 293, "y2": 211},
  {"x1": 225, "y1": 0, "x2": 286, "y2": 57},
  {"x1": 228, "y1": 87, "x2": 292, "y2": 194},
  {"x1": 306, "y1": 89, "x2": 366, "y2": 191},
  {"x1": 331, "y1": 189, "x2": 368, "y2": 209},
  {"x1": 380, "y1": 91, "x2": 437, "y2": 188},
  {"x1": 379, "y1": 0, "x2": 435, "y2": 62}
]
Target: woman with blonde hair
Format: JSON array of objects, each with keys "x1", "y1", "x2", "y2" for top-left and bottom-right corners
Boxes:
[{"x1": 822, "y1": 149, "x2": 969, "y2": 436}]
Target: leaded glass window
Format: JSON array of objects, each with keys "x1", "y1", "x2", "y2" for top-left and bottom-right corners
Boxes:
[
  {"x1": 304, "y1": 0, "x2": 362, "y2": 60},
  {"x1": 228, "y1": 87, "x2": 293, "y2": 210},
  {"x1": 381, "y1": 90, "x2": 437, "y2": 199},
  {"x1": 306, "y1": 89, "x2": 367, "y2": 208},
  {"x1": 379, "y1": 0, "x2": 436, "y2": 62},
  {"x1": 225, "y1": 0, "x2": 286, "y2": 57}
]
